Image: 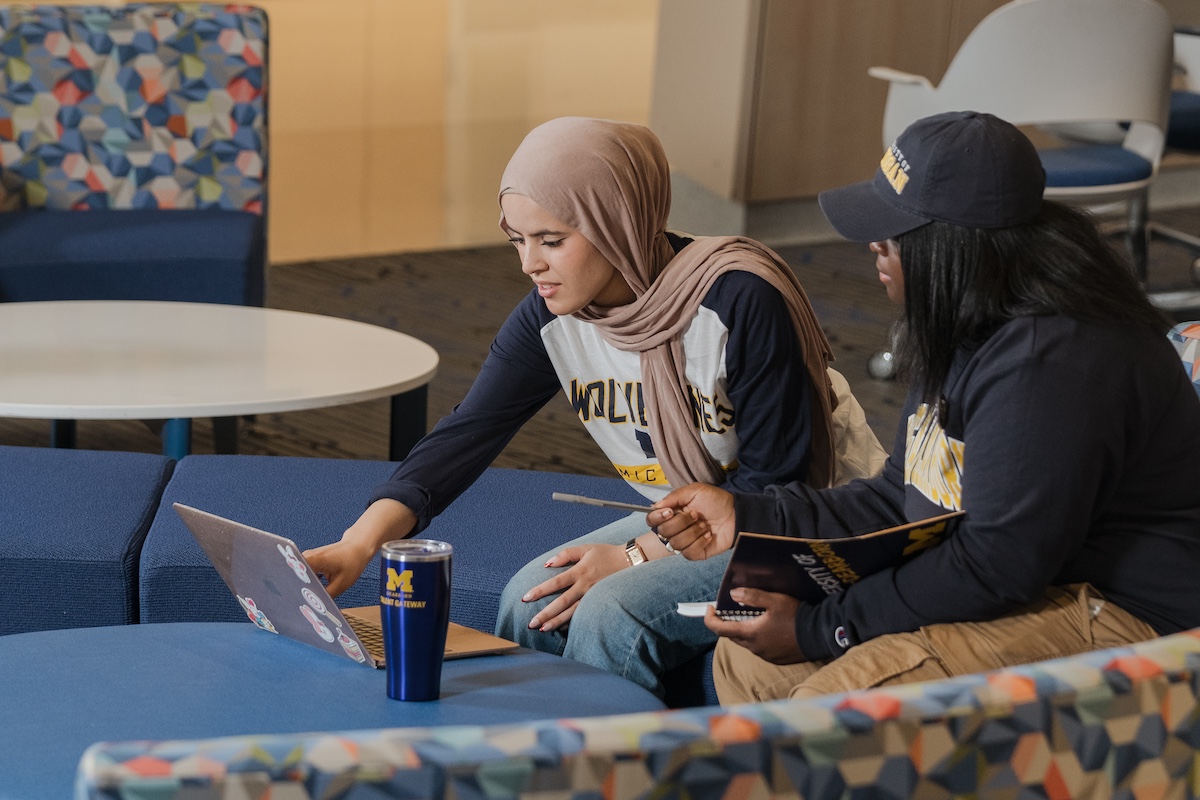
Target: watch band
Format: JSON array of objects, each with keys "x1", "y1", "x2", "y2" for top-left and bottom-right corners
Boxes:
[{"x1": 624, "y1": 537, "x2": 647, "y2": 566}]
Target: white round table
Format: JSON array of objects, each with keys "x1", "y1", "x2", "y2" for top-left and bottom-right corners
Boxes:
[{"x1": 0, "y1": 301, "x2": 439, "y2": 459}]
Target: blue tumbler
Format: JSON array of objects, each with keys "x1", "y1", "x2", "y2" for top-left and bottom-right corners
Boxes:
[{"x1": 379, "y1": 539, "x2": 452, "y2": 701}]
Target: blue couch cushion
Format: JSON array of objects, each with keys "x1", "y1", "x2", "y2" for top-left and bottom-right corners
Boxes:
[
  {"x1": 143, "y1": 455, "x2": 717, "y2": 706},
  {"x1": 0, "y1": 445, "x2": 172, "y2": 634},
  {"x1": 141, "y1": 456, "x2": 645, "y2": 631},
  {"x1": 1039, "y1": 144, "x2": 1153, "y2": 187},
  {"x1": 0, "y1": 209, "x2": 265, "y2": 305},
  {"x1": 141, "y1": 455, "x2": 397, "y2": 624}
]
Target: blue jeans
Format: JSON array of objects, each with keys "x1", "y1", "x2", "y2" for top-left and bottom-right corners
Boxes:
[{"x1": 494, "y1": 512, "x2": 730, "y2": 698}]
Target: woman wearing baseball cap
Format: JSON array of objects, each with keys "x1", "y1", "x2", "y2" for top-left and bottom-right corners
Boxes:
[{"x1": 648, "y1": 110, "x2": 1200, "y2": 701}]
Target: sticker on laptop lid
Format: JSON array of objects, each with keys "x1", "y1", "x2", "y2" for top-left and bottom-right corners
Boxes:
[
  {"x1": 277, "y1": 543, "x2": 312, "y2": 583},
  {"x1": 299, "y1": 604, "x2": 335, "y2": 642},
  {"x1": 337, "y1": 630, "x2": 367, "y2": 662},
  {"x1": 238, "y1": 595, "x2": 277, "y2": 633},
  {"x1": 302, "y1": 586, "x2": 344, "y2": 629}
]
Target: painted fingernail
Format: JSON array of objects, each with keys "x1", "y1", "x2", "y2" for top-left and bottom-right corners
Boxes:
[{"x1": 522, "y1": 591, "x2": 534, "y2": 601}]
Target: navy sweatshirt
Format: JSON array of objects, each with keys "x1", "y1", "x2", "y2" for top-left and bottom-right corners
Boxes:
[{"x1": 735, "y1": 315, "x2": 1200, "y2": 661}]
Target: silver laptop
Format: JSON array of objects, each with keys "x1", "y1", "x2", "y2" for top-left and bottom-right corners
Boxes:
[{"x1": 173, "y1": 503, "x2": 519, "y2": 668}]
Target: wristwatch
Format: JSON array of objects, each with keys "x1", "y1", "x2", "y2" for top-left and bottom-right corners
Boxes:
[{"x1": 624, "y1": 538, "x2": 647, "y2": 566}]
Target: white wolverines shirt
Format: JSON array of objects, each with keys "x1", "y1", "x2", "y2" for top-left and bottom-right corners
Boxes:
[{"x1": 541, "y1": 306, "x2": 738, "y2": 500}]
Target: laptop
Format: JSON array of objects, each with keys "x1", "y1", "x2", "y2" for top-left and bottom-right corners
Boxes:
[{"x1": 173, "y1": 503, "x2": 519, "y2": 668}]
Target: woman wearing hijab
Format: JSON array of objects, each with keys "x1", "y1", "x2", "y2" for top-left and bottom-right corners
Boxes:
[{"x1": 305, "y1": 117, "x2": 884, "y2": 698}]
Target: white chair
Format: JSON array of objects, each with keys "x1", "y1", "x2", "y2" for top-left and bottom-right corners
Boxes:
[
  {"x1": 863, "y1": 0, "x2": 1176, "y2": 379},
  {"x1": 1142, "y1": 30, "x2": 1200, "y2": 306},
  {"x1": 869, "y1": 0, "x2": 1172, "y2": 278}
]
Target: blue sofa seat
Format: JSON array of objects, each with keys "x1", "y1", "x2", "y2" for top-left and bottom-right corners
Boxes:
[
  {"x1": 139, "y1": 455, "x2": 718, "y2": 705},
  {"x1": 0, "y1": 209, "x2": 265, "y2": 305},
  {"x1": 0, "y1": 445, "x2": 173, "y2": 634}
]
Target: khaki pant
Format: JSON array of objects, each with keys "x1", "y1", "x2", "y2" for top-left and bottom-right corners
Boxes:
[{"x1": 715, "y1": 584, "x2": 1158, "y2": 704}]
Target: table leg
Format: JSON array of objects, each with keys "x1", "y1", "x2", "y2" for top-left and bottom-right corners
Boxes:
[
  {"x1": 389, "y1": 386, "x2": 428, "y2": 461},
  {"x1": 212, "y1": 416, "x2": 239, "y2": 454},
  {"x1": 162, "y1": 418, "x2": 193, "y2": 460},
  {"x1": 50, "y1": 420, "x2": 77, "y2": 449}
]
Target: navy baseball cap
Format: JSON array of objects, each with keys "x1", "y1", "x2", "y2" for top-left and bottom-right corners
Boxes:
[{"x1": 818, "y1": 111, "x2": 1046, "y2": 243}]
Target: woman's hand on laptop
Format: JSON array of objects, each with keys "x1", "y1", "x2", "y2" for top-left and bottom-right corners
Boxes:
[{"x1": 303, "y1": 499, "x2": 417, "y2": 598}]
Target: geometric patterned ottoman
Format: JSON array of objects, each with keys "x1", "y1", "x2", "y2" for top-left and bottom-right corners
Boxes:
[{"x1": 76, "y1": 627, "x2": 1200, "y2": 800}]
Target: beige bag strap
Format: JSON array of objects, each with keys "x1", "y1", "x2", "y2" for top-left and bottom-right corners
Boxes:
[{"x1": 826, "y1": 368, "x2": 889, "y2": 486}]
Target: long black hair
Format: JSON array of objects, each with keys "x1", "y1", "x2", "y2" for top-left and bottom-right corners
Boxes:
[{"x1": 893, "y1": 200, "x2": 1170, "y2": 404}]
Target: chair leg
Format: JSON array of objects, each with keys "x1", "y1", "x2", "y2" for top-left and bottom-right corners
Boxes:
[
  {"x1": 1124, "y1": 189, "x2": 1150, "y2": 281},
  {"x1": 1090, "y1": 192, "x2": 1200, "y2": 314},
  {"x1": 1146, "y1": 222, "x2": 1200, "y2": 284}
]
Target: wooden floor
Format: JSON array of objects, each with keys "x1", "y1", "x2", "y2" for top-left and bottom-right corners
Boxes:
[{"x1": 3, "y1": 207, "x2": 1198, "y2": 477}]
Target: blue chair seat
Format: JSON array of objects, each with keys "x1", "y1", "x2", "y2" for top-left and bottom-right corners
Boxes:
[
  {"x1": 1039, "y1": 144, "x2": 1153, "y2": 187},
  {"x1": 0, "y1": 209, "x2": 265, "y2": 305},
  {"x1": 1167, "y1": 90, "x2": 1200, "y2": 151}
]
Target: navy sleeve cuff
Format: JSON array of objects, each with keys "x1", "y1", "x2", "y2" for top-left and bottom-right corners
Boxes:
[
  {"x1": 793, "y1": 604, "x2": 838, "y2": 662},
  {"x1": 367, "y1": 481, "x2": 432, "y2": 535}
]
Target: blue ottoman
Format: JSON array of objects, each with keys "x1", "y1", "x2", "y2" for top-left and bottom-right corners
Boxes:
[
  {"x1": 0, "y1": 445, "x2": 173, "y2": 634},
  {"x1": 6, "y1": 623, "x2": 666, "y2": 800}
]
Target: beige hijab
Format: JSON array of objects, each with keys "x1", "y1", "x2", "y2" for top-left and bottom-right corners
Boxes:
[{"x1": 499, "y1": 117, "x2": 838, "y2": 488}]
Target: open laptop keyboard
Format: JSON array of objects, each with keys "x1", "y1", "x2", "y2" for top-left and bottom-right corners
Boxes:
[{"x1": 344, "y1": 614, "x2": 387, "y2": 665}]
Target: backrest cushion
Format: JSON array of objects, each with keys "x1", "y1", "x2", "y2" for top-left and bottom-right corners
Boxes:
[{"x1": 0, "y1": 4, "x2": 266, "y2": 212}]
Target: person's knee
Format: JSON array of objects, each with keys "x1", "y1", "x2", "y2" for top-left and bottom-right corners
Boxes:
[
  {"x1": 714, "y1": 638, "x2": 824, "y2": 704},
  {"x1": 568, "y1": 579, "x2": 629, "y2": 638},
  {"x1": 496, "y1": 560, "x2": 560, "y2": 632}
]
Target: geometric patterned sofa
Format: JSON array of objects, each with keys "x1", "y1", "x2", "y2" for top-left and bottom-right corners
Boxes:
[
  {"x1": 0, "y1": 4, "x2": 267, "y2": 306},
  {"x1": 76, "y1": 627, "x2": 1200, "y2": 799}
]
